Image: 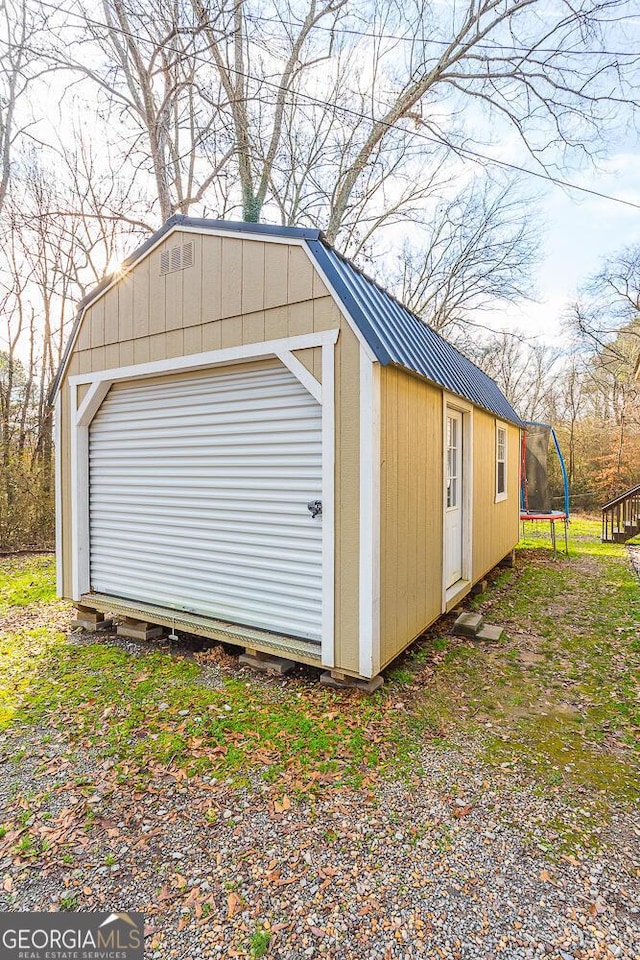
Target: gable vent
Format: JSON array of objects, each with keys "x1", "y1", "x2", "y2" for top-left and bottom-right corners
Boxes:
[{"x1": 160, "y1": 241, "x2": 194, "y2": 276}]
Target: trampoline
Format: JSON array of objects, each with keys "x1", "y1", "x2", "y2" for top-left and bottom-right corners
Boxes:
[{"x1": 520, "y1": 422, "x2": 570, "y2": 555}]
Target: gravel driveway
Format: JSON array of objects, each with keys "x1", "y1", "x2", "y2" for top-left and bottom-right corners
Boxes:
[{"x1": 1, "y1": 703, "x2": 638, "y2": 959}]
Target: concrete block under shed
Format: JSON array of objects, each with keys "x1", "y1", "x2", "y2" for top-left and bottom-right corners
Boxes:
[
  {"x1": 74, "y1": 605, "x2": 104, "y2": 622},
  {"x1": 320, "y1": 671, "x2": 384, "y2": 693},
  {"x1": 452, "y1": 612, "x2": 484, "y2": 637},
  {"x1": 471, "y1": 579, "x2": 488, "y2": 596},
  {"x1": 116, "y1": 618, "x2": 165, "y2": 641},
  {"x1": 72, "y1": 607, "x2": 112, "y2": 632},
  {"x1": 72, "y1": 617, "x2": 113, "y2": 633},
  {"x1": 239, "y1": 651, "x2": 294, "y2": 676}
]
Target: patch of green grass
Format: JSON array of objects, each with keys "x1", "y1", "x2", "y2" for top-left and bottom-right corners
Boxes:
[
  {"x1": 0, "y1": 555, "x2": 57, "y2": 609},
  {"x1": 249, "y1": 928, "x2": 271, "y2": 959},
  {"x1": 1, "y1": 525, "x2": 638, "y2": 843},
  {"x1": 59, "y1": 894, "x2": 78, "y2": 911},
  {"x1": 0, "y1": 613, "x2": 402, "y2": 790},
  {"x1": 15, "y1": 834, "x2": 37, "y2": 857},
  {"x1": 387, "y1": 667, "x2": 414, "y2": 686}
]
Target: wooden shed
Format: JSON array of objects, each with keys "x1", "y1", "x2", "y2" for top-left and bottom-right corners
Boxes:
[{"x1": 52, "y1": 217, "x2": 522, "y2": 684}]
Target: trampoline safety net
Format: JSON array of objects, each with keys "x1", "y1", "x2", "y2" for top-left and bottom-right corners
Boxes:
[{"x1": 522, "y1": 424, "x2": 551, "y2": 513}]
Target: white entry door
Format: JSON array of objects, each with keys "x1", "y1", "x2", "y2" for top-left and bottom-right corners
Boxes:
[
  {"x1": 444, "y1": 410, "x2": 463, "y2": 588},
  {"x1": 88, "y1": 362, "x2": 324, "y2": 642}
]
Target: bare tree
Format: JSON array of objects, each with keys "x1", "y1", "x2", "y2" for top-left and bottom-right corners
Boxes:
[
  {"x1": 191, "y1": 0, "x2": 348, "y2": 223},
  {"x1": 462, "y1": 327, "x2": 559, "y2": 422},
  {"x1": 391, "y1": 178, "x2": 537, "y2": 333},
  {"x1": 317, "y1": 0, "x2": 638, "y2": 243},
  {"x1": 0, "y1": 0, "x2": 46, "y2": 216},
  {"x1": 570, "y1": 242, "x2": 640, "y2": 387},
  {"x1": 58, "y1": 0, "x2": 235, "y2": 222},
  {"x1": 44, "y1": 1, "x2": 639, "y2": 254}
]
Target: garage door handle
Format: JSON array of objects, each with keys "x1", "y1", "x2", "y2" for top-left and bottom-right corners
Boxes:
[{"x1": 307, "y1": 500, "x2": 322, "y2": 519}]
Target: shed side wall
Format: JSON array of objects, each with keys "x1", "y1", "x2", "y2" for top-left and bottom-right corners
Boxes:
[
  {"x1": 472, "y1": 412, "x2": 521, "y2": 579},
  {"x1": 379, "y1": 366, "x2": 443, "y2": 669},
  {"x1": 59, "y1": 232, "x2": 361, "y2": 674}
]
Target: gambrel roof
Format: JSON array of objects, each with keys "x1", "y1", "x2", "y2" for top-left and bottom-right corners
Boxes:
[{"x1": 51, "y1": 215, "x2": 523, "y2": 425}]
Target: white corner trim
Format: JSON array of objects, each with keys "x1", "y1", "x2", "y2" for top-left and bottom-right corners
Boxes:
[
  {"x1": 321, "y1": 338, "x2": 336, "y2": 669},
  {"x1": 69, "y1": 382, "x2": 90, "y2": 602},
  {"x1": 54, "y1": 393, "x2": 63, "y2": 597},
  {"x1": 359, "y1": 348, "x2": 381, "y2": 679},
  {"x1": 275, "y1": 349, "x2": 322, "y2": 403}
]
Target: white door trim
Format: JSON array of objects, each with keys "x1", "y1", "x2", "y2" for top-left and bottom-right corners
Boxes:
[
  {"x1": 358, "y1": 349, "x2": 381, "y2": 679},
  {"x1": 68, "y1": 330, "x2": 339, "y2": 669},
  {"x1": 69, "y1": 330, "x2": 337, "y2": 388},
  {"x1": 442, "y1": 394, "x2": 474, "y2": 612},
  {"x1": 275, "y1": 348, "x2": 322, "y2": 403}
]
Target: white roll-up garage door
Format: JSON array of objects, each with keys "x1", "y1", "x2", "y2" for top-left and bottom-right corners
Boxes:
[{"x1": 88, "y1": 362, "x2": 323, "y2": 642}]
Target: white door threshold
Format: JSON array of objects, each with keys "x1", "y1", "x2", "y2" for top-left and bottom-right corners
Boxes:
[{"x1": 445, "y1": 579, "x2": 471, "y2": 611}]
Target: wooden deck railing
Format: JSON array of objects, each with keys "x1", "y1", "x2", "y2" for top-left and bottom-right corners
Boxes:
[{"x1": 601, "y1": 483, "x2": 640, "y2": 542}]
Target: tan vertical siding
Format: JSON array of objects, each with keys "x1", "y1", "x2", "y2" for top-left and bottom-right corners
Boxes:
[
  {"x1": 182, "y1": 240, "x2": 202, "y2": 328},
  {"x1": 119, "y1": 340, "x2": 134, "y2": 366},
  {"x1": 90, "y1": 299, "x2": 105, "y2": 349},
  {"x1": 148, "y1": 248, "x2": 166, "y2": 334},
  {"x1": 132, "y1": 257, "x2": 150, "y2": 339},
  {"x1": 242, "y1": 241, "x2": 265, "y2": 314},
  {"x1": 165, "y1": 269, "x2": 183, "y2": 332},
  {"x1": 221, "y1": 238, "x2": 242, "y2": 317},
  {"x1": 379, "y1": 368, "x2": 443, "y2": 669},
  {"x1": 103, "y1": 288, "x2": 118, "y2": 345},
  {"x1": 202, "y1": 236, "x2": 222, "y2": 321},
  {"x1": 118, "y1": 275, "x2": 134, "y2": 341},
  {"x1": 264, "y1": 244, "x2": 289, "y2": 309},
  {"x1": 472, "y1": 412, "x2": 521, "y2": 579},
  {"x1": 288, "y1": 246, "x2": 314, "y2": 303},
  {"x1": 58, "y1": 232, "x2": 361, "y2": 675}
]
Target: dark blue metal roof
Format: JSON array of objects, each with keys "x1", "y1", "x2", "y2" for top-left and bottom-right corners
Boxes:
[{"x1": 308, "y1": 240, "x2": 523, "y2": 426}]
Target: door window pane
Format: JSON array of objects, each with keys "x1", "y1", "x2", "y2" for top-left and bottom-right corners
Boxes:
[{"x1": 447, "y1": 416, "x2": 459, "y2": 508}]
